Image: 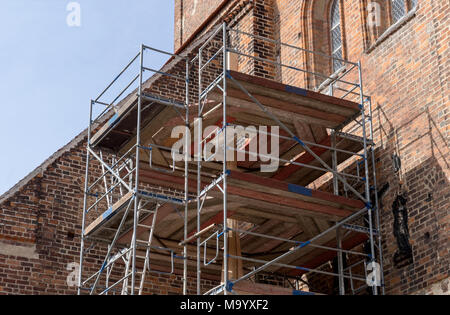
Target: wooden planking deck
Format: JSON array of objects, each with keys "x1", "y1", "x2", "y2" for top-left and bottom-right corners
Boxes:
[
  {"x1": 273, "y1": 134, "x2": 364, "y2": 185},
  {"x1": 227, "y1": 71, "x2": 359, "y2": 113},
  {"x1": 83, "y1": 190, "x2": 182, "y2": 240},
  {"x1": 91, "y1": 70, "x2": 360, "y2": 154},
  {"x1": 207, "y1": 70, "x2": 361, "y2": 129},
  {"x1": 90, "y1": 92, "x2": 182, "y2": 151},
  {"x1": 84, "y1": 191, "x2": 135, "y2": 238},
  {"x1": 137, "y1": 166, "x2": 364, "y2": 221},
  {"x1": 282, "y1": 232, "x2": 368, "y2": 277},
  {"x1": 84, "y1": 187, "x2": 368, "y2": 285},
  {"x1": 227, "y1": 170, "x2": 363, "y2": 210}
]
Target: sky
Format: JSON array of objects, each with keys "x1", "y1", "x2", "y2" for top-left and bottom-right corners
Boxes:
[{"x1": 0, "y1": 0, "x2": 174, "y2": 195}]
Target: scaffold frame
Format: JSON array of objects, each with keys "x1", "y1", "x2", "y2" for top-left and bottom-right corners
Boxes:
[{"x1": 78, "y1": 21, "x2": 384, "y2": 296}]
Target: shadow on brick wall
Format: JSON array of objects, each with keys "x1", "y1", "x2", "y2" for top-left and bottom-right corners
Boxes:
[{"x1": 373, "y1": 103, "x2": 449, "y2": 294}]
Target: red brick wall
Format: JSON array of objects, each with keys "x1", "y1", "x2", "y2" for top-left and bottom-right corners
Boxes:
[
  {"x1": 343, "y1": 0, "x2": 448, "y2": 294},
  {"x1": 0, "y1": 139, "x2": 99, "y2": 294},
  {"x1": 174, "y1": 0, "x2": 227, "y2": 51},
  {"x1": 173, "y1": 0, "x2": 449, "y2": 295},
  {"x1": 0, "y1": 135, "x2": 216, "y2": 295}
]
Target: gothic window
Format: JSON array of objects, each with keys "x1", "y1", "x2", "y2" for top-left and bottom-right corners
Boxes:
[
  {"x1": 305, "y1": 0, "x2": 348, "y2": 88},
  {"x1": 388, "y1": 0, "x2": 418, "y2": 26},
  {"x1": 330, "y1": 0, "x2": 343, "y2": 72},
  {"x1": 391, "y1": 0, "x2": 407, "y2": 24},
  {"x1": 364, "y1": 0, "x2": 418, "y2": 50}
]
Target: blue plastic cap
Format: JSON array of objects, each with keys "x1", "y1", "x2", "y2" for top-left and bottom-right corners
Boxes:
[
  {"x1": 293, "y1": 136, "x2": 305, "y2": 147},
  {"x1": 100, "y1": 262, "x2": 107, "y2": 273},
  {"x1": 293, "y1": 290, "x2": 315, "y2": 296}
]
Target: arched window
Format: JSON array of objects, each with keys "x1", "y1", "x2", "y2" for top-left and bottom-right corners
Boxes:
[
  {"x1": 391, "y1": 0, "x2": 406, "y2": 24},
  {"x1": 391, "y1": 0, "x2": 417, "y2": 23},
  {"x1": 330, "y1": 0, "x2": 343, "y2": 72},
  {"x1": 363, "y1": 0, "x2": 418, "y2": 50}
]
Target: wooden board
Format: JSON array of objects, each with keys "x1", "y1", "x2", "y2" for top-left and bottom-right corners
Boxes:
[
  {"x1": 206, "y1": 71, "x2": 361, "y2": 129},
  {"x1": 84, "y1": 190, "x2": 181, "y2": 240},
  {"x1": 281, "y1": 137, "x2": 364, "y2": 186},
  {"x1": 84, "y1": 191, "x2": 134, "y2": 237},
  {"x1": 273, "y1": 134, "x2": 363, "y2": 185},
  {"x1": 137, "y1": 166, "x2": 364, "y2": 221},
  {"x1": 90, "y1": 92, "x2": 183, "y2": 151}
]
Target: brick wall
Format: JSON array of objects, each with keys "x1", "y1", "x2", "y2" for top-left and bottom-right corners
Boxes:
[
  {"x1": 345, "y1": 0, "x2": 448, "y2": 294},
  {"x1": 0, "y1": 136, "x2": 102, "y2": 294},
  {"x1": 174, "y1": 0, "x2": 227, "y2": 51},
  {"x1": 172, "y1": 0, "x2": 449, "y2": 295},
  {"x1": 0, "y1": 133, "x2": 216, "y2": 295}
]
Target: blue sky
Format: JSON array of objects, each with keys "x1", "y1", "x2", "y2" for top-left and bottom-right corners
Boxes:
[{"x1": 0, "y1": 0, "x2": 174, "y2": 195}]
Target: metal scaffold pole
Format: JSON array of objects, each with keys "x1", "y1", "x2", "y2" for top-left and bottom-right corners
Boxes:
[
  {"x1": 197, "y1": 43, "x2": 202, "y2": 296},
  {"x1": 78, "y1": 100, "x2": 93, "y2": 295},
  {"x1": 358, "y1": 61, "x2": 377, "y2": 296},
  {"x1": 183, "y1": 59, "x2": 190, "y2": 296},
  {"x1": 368, "y1": 96, "x2": 385, "y2": 295},
  {"x1": 130, "y1": 45, "x2": 144, "y2": 295},
  {"x1": 336, "y1": 227, "x2": 345, "y2": 295},
  {"x1": 222, "y1": 22, "x2": 229, "y2": 296}
]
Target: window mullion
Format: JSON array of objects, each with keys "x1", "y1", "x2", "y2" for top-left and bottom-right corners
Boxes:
[
  {"x1": 405, "y1": 0, "x2": 411, "y2": 11},
  {"x1": 332, "y1": 44, "x2": 342, "y2": 54},
  {"x1": 387, "y1": 0, "x2": 393, "y2": 25}
]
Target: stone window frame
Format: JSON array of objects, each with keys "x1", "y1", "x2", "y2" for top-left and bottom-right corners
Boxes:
[
  {"x1": 363, "y1": 0, "x2": 418, "y2": 53},
  {"x1": 301, "y1": 0, "x2": 348, "y2": 90},
  {"x1": 317, "y1": 0, "x2": 347, "y2": 93}
]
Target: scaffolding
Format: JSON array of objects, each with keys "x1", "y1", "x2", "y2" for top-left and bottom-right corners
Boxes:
[{"x1": 78, "y1": 22, "x2": 384, "y2": 295}]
